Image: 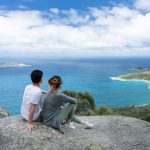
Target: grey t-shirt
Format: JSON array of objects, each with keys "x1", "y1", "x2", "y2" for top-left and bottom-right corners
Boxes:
[{"x1": 42, "y1": 90, "x2": 77, "y2": 130}]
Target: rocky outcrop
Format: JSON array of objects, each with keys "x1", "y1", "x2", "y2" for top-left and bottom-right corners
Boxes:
[
  {"x1": 0, "y1": 115, "x2": 150, "y2": 150},
  {"x1": 0, "y1": 107, "x2": 10, "y2": 119}
]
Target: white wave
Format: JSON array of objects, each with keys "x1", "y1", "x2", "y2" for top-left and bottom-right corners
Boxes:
[
  {"x1": 0, "y1": 62, "x2": 31, "y2": 68},
  {"x1": 110, "y1": 76, "x2": 127, "y2": 81},
  {"x1": 135, "y1": 104, "x2": 148, "y2": 107},
  {"x1": 110, "y1": 76, "x2": 150, "y2": 83}
]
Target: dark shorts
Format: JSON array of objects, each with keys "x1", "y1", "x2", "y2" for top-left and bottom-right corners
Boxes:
[
  {"x1": 22, "y1": 111, "x2": 43, "y2": 122},
  {"x1": 34, "y1": 111, "x2": 43, "y2": 122}
]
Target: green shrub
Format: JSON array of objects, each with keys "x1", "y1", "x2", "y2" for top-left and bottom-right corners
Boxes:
[
  {"x1": 63, "y1": 90, "x2": 95, "y2": 115},
  {"x1": 142, "y1": 115, "x2": 150, "y2": 122},
  {"x1": 96, "y1": 105, "x2": 113, "y2": 115}
]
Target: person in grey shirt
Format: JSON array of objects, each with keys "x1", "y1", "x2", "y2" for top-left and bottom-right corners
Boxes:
[{"x1": 42, "y1": 75, "x2": 94, "y2": 133}]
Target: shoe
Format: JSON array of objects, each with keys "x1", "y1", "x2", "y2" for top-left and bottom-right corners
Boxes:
[
  {"x1": 65, "y1": 122, "x2": 76, "y2": 129},
  {"x1": 84, "y1": 122, "x2": 94, "y2": 129}
]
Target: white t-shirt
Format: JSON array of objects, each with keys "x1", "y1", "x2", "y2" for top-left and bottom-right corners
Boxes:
[{"x1": 21, "y1": 84, "x2": 43, "y2": 121}]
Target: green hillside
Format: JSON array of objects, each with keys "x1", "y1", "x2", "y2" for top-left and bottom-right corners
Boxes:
[{"x1": 120, "y1": 71, "x2": 150, "y2": 81}]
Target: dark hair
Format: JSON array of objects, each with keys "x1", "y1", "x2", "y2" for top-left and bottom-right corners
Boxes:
[
  {"x1": 48, "y1": 75, "x2": 63, "y2": 90},
  {"x1": 30, "y1": 70, "x2": 43, "y2": 83}
]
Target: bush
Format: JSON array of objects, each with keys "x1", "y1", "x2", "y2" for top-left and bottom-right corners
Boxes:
[
  {"x1": 63, "y1": 90, "x2": 95, "y2": 115},
  {"x1": 142, "y1": 115, "x2": 150, "y2": 122},
  {"x1": 95, "y1": 105, "x2": 113, "y2": 115}
]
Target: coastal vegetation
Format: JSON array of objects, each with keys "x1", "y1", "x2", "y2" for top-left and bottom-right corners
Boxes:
[
  {"x1": 120, "y1": 71, "x2": 150, "y2": 81},
  {"x1": 63, "y1": 90, "x2": 95, "y2": 114},
  {"x1": 63, "y1": 90, "x2": 150, "y2": 122},
  {"x1": 112, "y1": 105, "x2": 150, "y2": 122}
]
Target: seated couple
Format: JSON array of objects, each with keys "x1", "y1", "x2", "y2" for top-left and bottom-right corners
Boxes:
[{"x1": 21, "y1": 70, "x2": 94, "y2": 134}]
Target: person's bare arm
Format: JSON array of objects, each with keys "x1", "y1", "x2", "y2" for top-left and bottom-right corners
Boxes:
[
  {"x1": 27, "y1": 103, "x2": 36, "y2": 132},
  {"x1": 41, "y1": 89, "x2": 47, "y2": 94},
  {"x1": 148, "y1": 85, "x2": 150, "y2": 89}
]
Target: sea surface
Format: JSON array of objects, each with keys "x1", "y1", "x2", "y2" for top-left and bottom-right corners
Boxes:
[{"x1": 0, "y1": 57, "x2": 150, "y2": 115}]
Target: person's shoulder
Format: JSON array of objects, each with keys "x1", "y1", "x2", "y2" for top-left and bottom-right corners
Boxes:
[
  {"x1": 59, "y1": 92, "x2": 65, "y2": 96},
  {"x1": 29, "y1": 85, "x2": 42, "y2": 94},
  {"x1": 44, "y1": 91, "x2": 53, "y2": 102},
  {"x1": 57, "y1": 92, "x2": 66, "y2": 98},
  {"x1": 46, "y1": 90, "x2": 52, "y2": 96},
  {"x1": 25, "y1": 84, "x2": 32, "y2": 88},
  {"x1": 35, "y1": 87, "x2": 42, "y2": 95},
  {"x1": 24, "y1": 84, "x2": 32, "y2": 91}
]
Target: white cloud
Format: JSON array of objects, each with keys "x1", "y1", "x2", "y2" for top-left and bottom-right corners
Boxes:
[
  {"x1": 18, "y1": 5, "x2": 28, "y2": 10},
  {"x1": 49, "y1": 8, "x2": 59, "y2": 14},
  {"x1": 0, "y1": 2, "x2": 150, "y2": 57},
  {"x1": 135, "y1": 0, "x2": 150, "y2": 11}
]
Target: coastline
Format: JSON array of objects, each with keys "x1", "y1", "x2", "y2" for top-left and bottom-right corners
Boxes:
[{"x1": 110, "y1": 76, "x2": 150, "y2": 83}]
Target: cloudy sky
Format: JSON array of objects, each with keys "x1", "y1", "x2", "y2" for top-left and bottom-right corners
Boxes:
[{"x1": 0, "y1": 0, "x2": 150, "y2": 58}]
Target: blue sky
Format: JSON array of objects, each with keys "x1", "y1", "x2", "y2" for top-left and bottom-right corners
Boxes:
[
  {"x1": 0, "y1": 0, "x2": 150, "y2": 58},
  {"x1": 0, "y1": 0, "x2": 133, "y2": 10}
]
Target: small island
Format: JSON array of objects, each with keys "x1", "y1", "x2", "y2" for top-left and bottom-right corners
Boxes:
[
  {"x1": 128, "y1": 67, "x2": 146, "y2": 71},
  {"x1": 0, "y1": 62, "x2": 30, "y2": 68},
  {"x1": 111, "y1": 71, "x2": 150, "y2": 82}
]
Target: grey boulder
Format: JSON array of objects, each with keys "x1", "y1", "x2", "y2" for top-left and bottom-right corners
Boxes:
[{"x1": 0, "y1": 115, "x2": 150, "y2": 150}]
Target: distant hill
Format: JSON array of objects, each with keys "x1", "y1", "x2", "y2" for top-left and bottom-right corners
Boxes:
[{"x1": 128, "y1": 67, "x2": 146, "y2": 71}]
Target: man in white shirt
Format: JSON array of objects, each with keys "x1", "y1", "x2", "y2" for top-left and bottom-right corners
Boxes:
[{"x1": 21, "y1": 70, "x2": 46, "y2": 132}]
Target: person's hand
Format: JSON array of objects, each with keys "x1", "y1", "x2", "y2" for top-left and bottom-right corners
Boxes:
[
  {"x1": 148, "y1": 85, "x2": 150, "y2": 89},
  {"x1": 27, "y1": 123, "x2": 36, "y2": 132}
]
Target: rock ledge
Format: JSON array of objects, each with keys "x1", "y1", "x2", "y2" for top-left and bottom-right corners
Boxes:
[{"x1": 0, "y1": 115, "x2": 150, "y2": 150}]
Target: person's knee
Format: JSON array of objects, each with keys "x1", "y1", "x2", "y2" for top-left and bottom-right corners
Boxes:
[{"x1": 68, "y1": 104, "x2": 77, "y2": 111}]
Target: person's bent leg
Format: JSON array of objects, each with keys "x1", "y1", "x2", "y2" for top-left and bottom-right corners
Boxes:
[
  {"x1": 58, "y1": 103, "x2": 76, "y2": 124},
  {"x1": 72, "y1": 115, "x2": 94, "y2": 128},
  {"x1": 71, "y1": 115, "x2": 81, "y2": 124}
]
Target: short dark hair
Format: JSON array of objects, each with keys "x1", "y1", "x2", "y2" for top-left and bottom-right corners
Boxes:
[
  {"x1": 48, "y1": 75, "x2": 63, "y2": 90},
  {"x1": 30, "y1": 70, "x2": 43, "y2": 83}
]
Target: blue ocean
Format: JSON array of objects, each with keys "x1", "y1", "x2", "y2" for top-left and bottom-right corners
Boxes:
[{"x1": 0, "y1": 57, "x2": 150, "y2": 115}]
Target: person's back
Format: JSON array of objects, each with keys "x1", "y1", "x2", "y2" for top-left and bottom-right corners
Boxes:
[
  {"x1": 21, "y1": 84, "x2": 42, "y2": 121},
  {"x1": 43, "y1": 90, "x2": 77, "y2": 130}
]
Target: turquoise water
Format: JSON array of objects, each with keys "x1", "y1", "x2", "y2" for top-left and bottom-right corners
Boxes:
[{"x1": 0, "y1": 57, "x2": 150, "y2": 115}]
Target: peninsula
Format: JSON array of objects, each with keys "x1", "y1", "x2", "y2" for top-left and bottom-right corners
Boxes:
[{"x1": 111, "y1": 71, "x2": 150, "y2": 82}]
